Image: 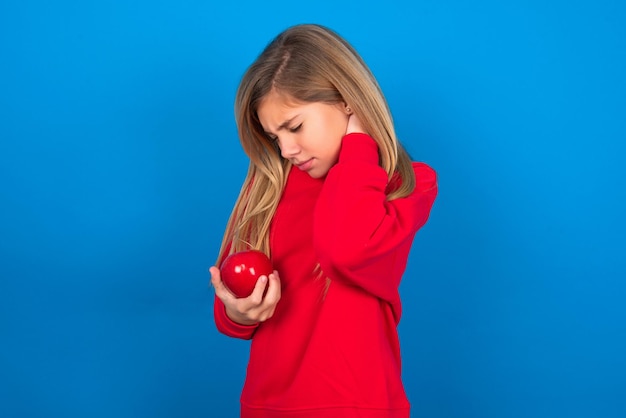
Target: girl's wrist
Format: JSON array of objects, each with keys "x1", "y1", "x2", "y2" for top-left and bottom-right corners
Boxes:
[{"x1": 226, "y1": 307, "x2": 259, "y2": 326}]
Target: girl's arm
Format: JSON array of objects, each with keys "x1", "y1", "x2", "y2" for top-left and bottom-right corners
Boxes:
[{"x1": 313, "y1": 133, "x2": 437, "y2": 306}]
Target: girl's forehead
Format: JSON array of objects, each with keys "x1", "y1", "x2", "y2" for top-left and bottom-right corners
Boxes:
[
  {"x1": 260, "y1": 89, "x2": 301, "y2": 109},
  {"x1": 258, "y1": 92, "x2": 307, "y2": 122}
]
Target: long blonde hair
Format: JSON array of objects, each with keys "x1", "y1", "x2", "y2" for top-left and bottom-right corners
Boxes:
[{"x1": 217, "y1": 24, "x2": 415, "y2": 262}]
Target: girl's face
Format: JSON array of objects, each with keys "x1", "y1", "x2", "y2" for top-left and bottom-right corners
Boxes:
[{"x1": 257, "y1": 90, "x2": 349, "y2": 179}]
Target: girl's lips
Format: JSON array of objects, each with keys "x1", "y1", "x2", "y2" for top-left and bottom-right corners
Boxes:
[{"x1": 295, "y1": 159, "x2": 313, "y2": 171}]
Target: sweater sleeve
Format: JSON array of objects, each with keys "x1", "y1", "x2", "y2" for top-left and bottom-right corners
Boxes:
[
  {"x1": 213, "y1": 295, "x2": 259, "y2": 340},
  {"x1": 313, "y1": 133, "x2": 437, "y2": 306}
]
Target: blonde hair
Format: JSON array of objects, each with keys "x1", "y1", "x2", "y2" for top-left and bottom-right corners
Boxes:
[{"x1": 217, "y1": 24, "x2": 416, "y2": 262}]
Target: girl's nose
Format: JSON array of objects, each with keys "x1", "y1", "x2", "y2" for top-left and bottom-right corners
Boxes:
[{"x1": 278, "y1": 135, "x2": 301, "y2": 159}]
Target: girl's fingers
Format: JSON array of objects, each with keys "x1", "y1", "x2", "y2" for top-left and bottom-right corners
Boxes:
[
  {"x1": 209, "y1": 266, "x2": 221, "y2": 286},
  {"x1": 247, "y1": 275, "x2": 269, "y2": 305},
  {"x1": 266, "y1": 271, "x2": 281, "y2": 302},
  {"x1": 209, "y1": 266, "x2": 235, "y2": 301}
]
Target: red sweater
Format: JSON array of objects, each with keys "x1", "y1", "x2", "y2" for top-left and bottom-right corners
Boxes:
[{"x1": 214, "y1": 133, "x2": 437, "y2": 418}]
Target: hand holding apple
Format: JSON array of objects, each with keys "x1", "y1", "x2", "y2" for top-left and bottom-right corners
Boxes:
[
  {"x1": 219, "y1": 250, "x2": 274, "y2": 298},
  {"x1": 210, "y1": 263, "x2": 281, "y2": 326}
]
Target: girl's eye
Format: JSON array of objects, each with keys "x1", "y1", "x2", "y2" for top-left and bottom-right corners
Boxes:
[{"x1": 289, "y1": 124, "x2": 302, "y2": 133}]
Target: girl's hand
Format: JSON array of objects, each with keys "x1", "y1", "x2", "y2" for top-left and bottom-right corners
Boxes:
[
  {"x1": 210, "y1": 266, "x2": 281, "y2": 326},
  {"x1": 346, "y1": 112, "x2": 366, "y2": 135}
]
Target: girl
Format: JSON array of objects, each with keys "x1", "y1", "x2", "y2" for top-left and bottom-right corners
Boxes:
[{"x1": 210, "y1": 24, "x2": 437, "y2": 418}]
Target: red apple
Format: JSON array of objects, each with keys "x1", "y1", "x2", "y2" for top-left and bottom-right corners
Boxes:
[{"x1": 220, "y1": 250, "x2": 273, "y2": 298}]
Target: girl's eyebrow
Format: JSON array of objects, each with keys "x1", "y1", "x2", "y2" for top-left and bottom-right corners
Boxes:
[{"x1": 265, "y1": 115, "x2": 299, "y2": 135}]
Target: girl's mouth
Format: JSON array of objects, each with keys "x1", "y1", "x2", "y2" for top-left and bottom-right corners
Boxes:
[{"x1": 295, "y1": 159, "x2": 313, "y2": 171}]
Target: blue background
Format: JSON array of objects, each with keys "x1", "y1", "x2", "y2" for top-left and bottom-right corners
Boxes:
[{"x1": 1, "y1": 1, "x2": 624, "y2": 417}]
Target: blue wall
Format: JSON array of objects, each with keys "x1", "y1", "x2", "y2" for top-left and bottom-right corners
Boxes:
[{"x1": 1, "y1": 1, "x2": 624, "y2": 417}]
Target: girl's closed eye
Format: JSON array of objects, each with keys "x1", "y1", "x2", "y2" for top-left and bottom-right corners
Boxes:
[{"x1": 289, "y1": 123, "x2": 302, "y2": 133}]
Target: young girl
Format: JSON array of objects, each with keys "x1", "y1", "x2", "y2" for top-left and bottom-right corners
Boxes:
[{"x1": 210, "y1": 24, "x2": 438, "y2": 418}]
